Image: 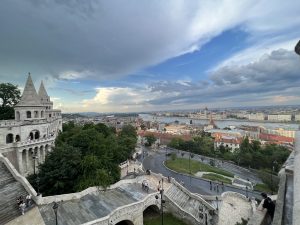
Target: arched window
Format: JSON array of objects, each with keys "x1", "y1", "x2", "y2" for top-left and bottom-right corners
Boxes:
[
  {"x1": 41, "y1": 111, "x2": 44, "y2": 118},
  {"x1": 6, "y1": 133, "x2": 14, "y2": 143},
  {"x1": 15, "y1": 135, "x2": 21, "y2": 142},
  {"x1": 34, "y1": 131, "x2": 40, "y2": 139},
  {"x1": 26, "y1": 111, "x2": 31, "y2": 118},
  {"x1": 34, "y1": 111, "x2": 39, "y2": 118},
  {"x1": 29, "y1": 132, "x2": 34, "y2": 140}
]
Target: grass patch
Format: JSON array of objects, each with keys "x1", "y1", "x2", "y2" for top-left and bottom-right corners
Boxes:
[
  {"x1": 202, "y1": 173, "x2": 232, "y2": 184},
  {"x1": 165, "y1": 158, "x2": 234, "y2": 178},
  {"x1": 144, "y1": 213, "x2": 189, "y2": 225},
  {"x1": 254, "y1": 183, "x2": 272, "y2": 193}
]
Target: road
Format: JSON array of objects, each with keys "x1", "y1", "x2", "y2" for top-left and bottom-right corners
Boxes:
[
  {"x1": 141, "y1": 147, "x2": 262, "y2": 200},
  {"x1": 164, "y1": 147, "x2": 262, "y2": 184}
]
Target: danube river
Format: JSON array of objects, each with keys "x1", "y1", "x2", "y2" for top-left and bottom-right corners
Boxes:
[{"x1": 139, "y1": 114, "x2": 299, "y2": 130}]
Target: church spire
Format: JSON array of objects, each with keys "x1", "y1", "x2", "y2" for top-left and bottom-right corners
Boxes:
[{"x1": 16, "y1": 73, "x2": 42, "y2": 106}]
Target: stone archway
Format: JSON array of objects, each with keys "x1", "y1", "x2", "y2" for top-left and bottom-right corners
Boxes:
[
  {"x1": 114, "y1": 220, "x2": 134, "y2": 225},
  {"x1": 143, "y1": 205, "x2": 160, "y2": 223}
]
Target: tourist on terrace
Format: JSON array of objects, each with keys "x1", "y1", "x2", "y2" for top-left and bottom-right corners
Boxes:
[{"x1": 260, "y1": 193, "x2": 275, "y2": 221}]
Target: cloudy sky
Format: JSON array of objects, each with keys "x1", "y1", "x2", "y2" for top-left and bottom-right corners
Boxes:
[{"x1": 0, "y1": 0, "x2": 300, "y2": 113}]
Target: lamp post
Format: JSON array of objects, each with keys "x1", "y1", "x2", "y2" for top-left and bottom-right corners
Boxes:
[
  {"x1": 52, "y1": 202, "x2": 59, "y2": 225},
  {"x1": 36, "y1": 176, "x2": 40, "y2": 196},
  {"x1": 32, "y1": 153, "x2": 37, "y2": 175},
  {"x1": 216, "y1": 196, "x2": 219, "y2": 211},
  {"x1": 246, "y1": 186, "x2": 248, "y2": 198},
  {"x1": 155, "y1": 178, "x2": 165, "y2": 225}
]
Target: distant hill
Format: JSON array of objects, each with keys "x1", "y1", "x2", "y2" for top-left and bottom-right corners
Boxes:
[{"x1": 62, "y1": 113, "x2": 87, "y2": 119}]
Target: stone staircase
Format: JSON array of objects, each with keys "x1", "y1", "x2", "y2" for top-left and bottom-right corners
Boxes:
[
  {"x1": 39, "y1": 183, "x2": 155, "y2": 225},
  {"x1": 0, "y1": 162, "x2": 29, "y2": 225},
  {"x1": 165, "y1": 183, "x2": 214, "y2": 221}
]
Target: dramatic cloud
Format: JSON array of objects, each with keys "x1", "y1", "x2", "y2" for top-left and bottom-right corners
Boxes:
[
  {"x1": 79, "y1": 49, "x2": 300, "y2": 112},
  {"x1": 1, "y1": 0, "x2": 299, "y2": 83},
  {"x1": 1, "y1": 0, "x2": 300, "y2": 112}
]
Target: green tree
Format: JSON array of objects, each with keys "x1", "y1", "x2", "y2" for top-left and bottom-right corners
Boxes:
[
  {"x1": 144, "y1": 134, "x2": 157, "y2": 146},
  {"x1": 0, "y1": 83, "x2": 21, "y2": 119},
  {"x1": 28, "y1": 144, "x2": 82, "y2": 196}
]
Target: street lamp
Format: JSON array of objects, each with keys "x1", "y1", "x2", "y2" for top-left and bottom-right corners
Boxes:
[
  {"x1": 52, "y1": 202, "x2": 59, "y2": 225},
  {"x1": 32, "y1": 153, "x2": 37, "y2": 175},
  {"x1": 246, "y1": 186, "x2": 248, "y2": 198},
  {"x1": 36, "y1": 176, "x2": 40, "y2": 196},
  {"x1": 216, "y1": 196, "x2": 219, "y2": 211},
  {"x1": 155, "y1": 178, "x2": 165, "y2": 225}
]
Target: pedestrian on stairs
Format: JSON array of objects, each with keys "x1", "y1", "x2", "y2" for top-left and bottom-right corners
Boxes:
[
  {"x1": 20, "y1": 202, "x2": 26, "y2": 215},
  {"x1": 26, "y1": 194, "x2": 32, "y2": 207}
]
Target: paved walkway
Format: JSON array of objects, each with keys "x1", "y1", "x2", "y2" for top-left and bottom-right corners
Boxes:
[
  {"x1": 5, "y1": 207, "x2": 45, "y2": 225},
  {"x1": 218, "y1": 194, "x2": 253, "y2": 225}
]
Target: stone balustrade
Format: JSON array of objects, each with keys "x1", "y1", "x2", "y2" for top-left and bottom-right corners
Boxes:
[
  {"x1": 0, "y1": 117, "x2": 61, "y2": 128},
  {"x1": 248, "y1": 199, "x2": 269, "y2": 225},
  {"x1": 0, "y1": 153, "x2": 37, "y2": 198},
  {"x1": 15, "y1": 136, "x2": 56, "y2": 148},
  {"x1": 81, "y1": 192, "x2": 159, "y2": 225},
  {"x1": 0, "y1": 120, "x2": 22, "y2": 127},
  {"x1": 171, "y1": 177, "x2": 216, "y2": 210}
]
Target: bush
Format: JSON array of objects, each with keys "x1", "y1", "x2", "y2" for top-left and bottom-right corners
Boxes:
[{"x1": 171, "y1": 153, "x2": 177, "y2": 161}]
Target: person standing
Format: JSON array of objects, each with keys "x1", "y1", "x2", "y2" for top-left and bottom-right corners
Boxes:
[{"x1": 260, "y1": 193, "x2": 275, "y2": 221}]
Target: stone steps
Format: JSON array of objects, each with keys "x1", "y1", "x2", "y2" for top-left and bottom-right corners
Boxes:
[
  {"x1": 165, "y1": 184, "x2": 205, "y2": 220},
  {"x1": 0, "y1": 162, "x2": 29, "y2": 225}
]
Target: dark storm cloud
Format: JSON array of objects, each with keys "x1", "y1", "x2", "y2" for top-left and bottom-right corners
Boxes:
[
  {"x1": 0, "y1": 0, "x2": 211, "y2": 82},
  {"x1": 147, "y1": 49, "x2": 300, "y2": 105}
]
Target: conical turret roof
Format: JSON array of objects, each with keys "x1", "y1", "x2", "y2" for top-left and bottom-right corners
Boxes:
[
  {"x1": 16, "y1": 73, "x2": 42, "y2": 106},
  {"x1": 38, "y1": 81, "x2": 49, "y2": 98}
]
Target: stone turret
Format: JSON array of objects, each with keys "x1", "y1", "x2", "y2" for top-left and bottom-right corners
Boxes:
[
  {"x1": 16, "y1": 73, "x2": 42, "y2": 107},
  {"x1": 38, "y1": 81, "x2": 53, "y2": 110},
  {"x1": 14, "y1": 73, "x2": 46, "y2": 121}
]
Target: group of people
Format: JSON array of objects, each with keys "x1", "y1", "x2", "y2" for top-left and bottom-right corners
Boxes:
[
  {"x1": 16, "y1": 194, "x2": 32, "y2": 215},
  {"x1": 209, "y1": 181, "x2": 225, "y2": 193}
]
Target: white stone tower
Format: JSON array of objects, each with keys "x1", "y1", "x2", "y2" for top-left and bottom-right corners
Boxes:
[{"x1": 0, "y1": 73, "x2": 62, "y2": 176}]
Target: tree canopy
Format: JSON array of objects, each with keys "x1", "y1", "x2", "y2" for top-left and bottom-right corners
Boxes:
[
  {"x1": 28, "y1": 123, "x2": 137, "y2": 196},
  {"x1": 144, "y1": 134, "x2": 157, "y2": 146},
  {"x1": 168, "y1": 135, "x2": 290, "y2": 172},
  {"x1": 0, "y1": 83, "x2": 21, "y2": 120}
]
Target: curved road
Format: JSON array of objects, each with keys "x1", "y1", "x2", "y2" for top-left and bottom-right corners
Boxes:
[{"x1": 141, "y1": 147, "x2": 262, "y2": 200}]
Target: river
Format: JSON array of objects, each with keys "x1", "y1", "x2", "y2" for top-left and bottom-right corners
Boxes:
[{"x1": 139, "y1": 114, "x2": 299, "y2": 130}]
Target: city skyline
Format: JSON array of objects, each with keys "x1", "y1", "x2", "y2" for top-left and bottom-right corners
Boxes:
[{"x1": 0, "y1": 1, "x2": 300, "y2": 113}]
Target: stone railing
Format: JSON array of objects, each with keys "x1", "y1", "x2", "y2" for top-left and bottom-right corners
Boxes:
[
  {"x1": 0, "y1": 153, "x2": 37, "y2": 198},
  {"x1": 171, "y1": 177, "x2": 215, "y2": 210},
  {"x1": 36, "y1": 178, "x2": 139, "y2": 205},
  {"x1": 248, "y1": 199, "x2": 269, "y2": 225},
  {"x1": 0, "y1": 136, "x2": 57, "y2": 153},
  {"x1": 221, "y1": 191, "x2": 249, "y2": 202},
  {"x1": 0, "y1": 117, "x2": 61, "y2": 127},
  {"x1": 15, "y1": 136, "x2": 56, "y2": 148},
  {"x1": 0, "y1": 120, "x2": 22, "y2": 127},
  {"x1": 81, "y1": 192, "x2": 159, "y2": 225}
]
